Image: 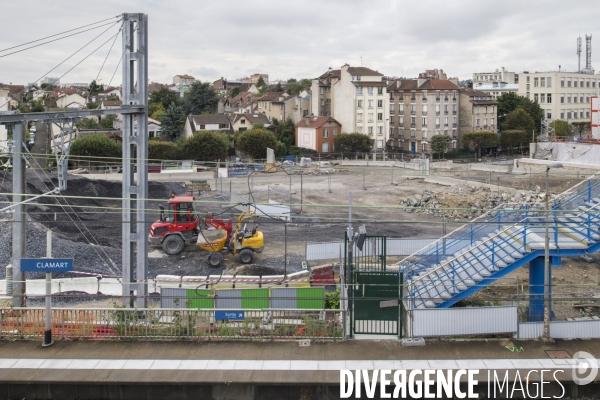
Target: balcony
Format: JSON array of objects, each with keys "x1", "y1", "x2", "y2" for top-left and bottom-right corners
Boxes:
[
  {"x1": 444, "y1": 123, "x2": 448, "y2": 127},
  {"x1": 410, "y1": 133, "x2": 416, "y2": 138},
  {"x1": 444, "y1": 97, "x2": 449, "y2": 101},
  {"x1": 452, "y1": 111, "x2": 457, "y2": 115},
  {"x1": 422, "y1": 111, "x2": 427, "y2": 115},
  {"x1": 436, "y1": 97, "x2": 440, "y2": 101},
  {"x1": 411, "y1": 123, "x2": 416, "y2": 127},
  {"x1": 436, "y1": 111, "x2": 440, "y2": 115},
  {"x1": 410, "y1": 110, "x2": 416, "y2": 115},
  {"x1": 444, "y1": 111, "x2": 448, "y2": 115},
  {"x1": 436, "y1": 124, "x2": 440, "y2": 128},
  {"x1": 452, "y1": 123, "x2": 457, "y2": 128},
  {"x1": 483, "y1": 125, "x2": 488, "y2": 129},
  {"x1": 422, "y1": 97, "x2": 427, "y2": 101},
  {"x1": 411, "y1": 96, "x2": 416, "y2": 101}
]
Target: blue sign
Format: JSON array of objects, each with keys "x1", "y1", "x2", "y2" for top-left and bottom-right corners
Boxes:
[
  {"x1": 215, "y1": 311, "x2": 245, "y2": 321},
  {"x1": 20, "y1": 258, "x2": 73, "y2": 272}
]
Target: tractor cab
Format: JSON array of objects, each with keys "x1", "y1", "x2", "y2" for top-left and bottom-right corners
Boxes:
[{"x1": 149, "y1": 196, "x2": 200, "y2": 248}]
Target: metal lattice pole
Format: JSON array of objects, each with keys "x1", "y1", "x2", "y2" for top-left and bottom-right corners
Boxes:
[{"x1": 11, "y1": 123, "x2": 26, "y2": 307}]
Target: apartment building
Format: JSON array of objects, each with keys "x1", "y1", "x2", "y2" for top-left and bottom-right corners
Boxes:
[
  {"x1": 459, "y1": 88, "x2": 498, "y2": 145},
  {"x1": 387, "y1": 78, "x2": 460, "y2": 154},
  {"x1": 517, "y1": 71, "x2": 600, "y2": 122},
  {"x1": 473, "y1": 82, "x2": 518, "y2": 99},
  {"x1": 473, "y1": 67, "x2": 517, "y2": 85},
  {"x1": 173, "y1": 74, "x2": 195, "y2": 85},
  {"x1": 312, "y1": 64, "x2": 389, "y2": 150}
]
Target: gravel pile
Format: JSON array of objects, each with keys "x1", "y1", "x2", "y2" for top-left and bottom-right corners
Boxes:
[{"x1": 399, "y1": 184, "x2": 548, "y2": 221}]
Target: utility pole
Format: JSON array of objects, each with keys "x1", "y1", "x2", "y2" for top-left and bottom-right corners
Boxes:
[{"x1": 11, "y1": 123, "x2": 26, "y2": 307}]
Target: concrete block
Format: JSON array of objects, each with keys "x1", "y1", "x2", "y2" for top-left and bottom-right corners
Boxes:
[{"x1": 401, "y1": 337, "x2": 425, "y2": 346}]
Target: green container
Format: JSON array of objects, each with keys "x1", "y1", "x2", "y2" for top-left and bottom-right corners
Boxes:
[
  {"x1": 296, "y1": 288, "x2": 325, "y2": 309},
  {"x1": 241, "y1": 288, "x2": 269, "y2": 309},
  {"x1": 186, "y1": 289, "x2": 214, "y2": 309}
]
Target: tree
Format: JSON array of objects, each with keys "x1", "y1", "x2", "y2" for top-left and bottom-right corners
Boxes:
[
  {"x1": 88, "y1": 80, "x2": 104, "y2": 96},
  {"x1": 431, "y1": 134, "x2": 452, "y2": 159},
  {"x1": 76, "y1": 118, "x2": 100, "y2": 130},
  {"x1": 86, "y1": 101, "x2": 99, "y2": 110},
  {"x1": 273, "y1": 82, "x2": 284, "y2": 92},
  {"x1": 149, "y1": 141, "x2": 181, "y2": 161},
  {"x1": 276, "y1": 117, "x2": 296, "y2": 152},
  {"x1": 499, "y1": 130, "x2": 528, "y2": 154},
  {"x1": 182, "y1": 131, "x2": 229, "y2": 161},
  {"x1": 256, "y1": 76, "x2": 267, "y2": 90},
  {"x1": 160, "y1": 103, "x2": 185, "y2": 141},
  {"x1": 99, "y1": 114, "x2": 117, "y2": 129},
  {"x1": 40, "y1": 83, "x2": 57, "y2": 90},
  {"x1": 182, "y1": 80, "x2": 220, "y2": 115},
  {"x1": 149, "y1": 87, "x2": 180, "y2": 109},
  {"x1": 549, "y1": 120, "x2": 573, "y2": 137},
  {"x1": 461, "y1": 131, "x2": 498, "y2": 158},
  {"x1": 70, "y1": 134, "x2": 122, "y2": 165},
  {"x1": 502, "y1": 108, "x2": 535, "y2": 134},
  {"x1": 236, "y1": 128, "x2": 278, "y2": 159},
  {"x1": 572, "y1": 121, "x2": 590, "y2": 138},
  {"x1": 149, "y1": 102, "x2": 165, "y2": 120},
  {"x1": 497, "y1": 92, "x2": 544, "y2": 133},
  {"x1": 229, "y1": 86, "x2": 241, "y2": 98},
  {"x1": 333, "y1": 132, "x2": 373, "y2": 152}
]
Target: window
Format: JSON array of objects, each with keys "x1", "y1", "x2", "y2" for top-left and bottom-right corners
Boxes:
[
  {"x1": 574, "y1": 79, "x2": 578, "y2": 88},
  {"x1": 422, "y1": 117, "x2": 427, "y2": 126},
  {"x1": 377, "y1": 140, "x2": 383, "y2": 148},
  {"x1": 527, "y1": 76, "x2": 530, "y2": 82},
  {"x1": 389, "y1": 127, "x2": 393, "y2": 135},
  {"x1": 410, "y1": 129, "x2": 416, "y2": 138},
  {"x1": 534, "y1": 93, "x2": 538, "y2": 103},
  {"x1": 560, "y1": 109, "x2": 565, "y2": 119},
  {"x1": 452, "y1": 104, "x2": 457, "y2": 114},
  {"x1": 587, "y1": 111, "x2": 590, "y2": 118},
  {"x1": 368, "y1": 126, "x2": 373, "y2": 134},
  {"x1": 323, "y1": 128, "x2": 329, "y2": 138},
  {"x1": 241, "y1": 119, "x2": 246, "y2": 124},
  {"x1": 422, "y1": 129, "x2": 427, "y2": 140},
  {"x1": 580, "y1": 110, "x2": 584, "y2": 118},
  {"x1": 368, "y1": 86, "x2": 373, "y2": 95},
  {"x1": 476, "y1": 118, "x2": 480, "y2": 127},
  {"x1": 540, "y1": 77, "x2": 545, "y2": 87},
  {"x1": 199, "y1": 124, "x2": 206, "y2": 129},
  {"x1": 322, "y1": 142, "x2": 329, "y2": 152},
  {"x1": 436, "y1": 91, "x2": 440, "y2": 100},
  {"x1": 377, "y1": 87, "x2": 383, "y2": 95},
  {"x1": 560, "y1": 94, "x2": 564, "y2": 104},
  {"x1": 435, "y1": 104, "x2": 440, "y2": 114},
  {"x1": 321, "y1": 99, "x2": 325, "y2": 106},
  {"x1": 526, "y1": 84, "x2": 530, "y2": 91},
  {"x1": 580, "y1": 96, "x2": 584, "y2": 103},
  {"x1": 357, "y1": 100, "x2": 362, "y2": 108},
  {"x1": 399, "y1": 116, "x2": 404, "y2": 125},
  {"x1": 319, "y1": 87, "x2": 324, "y2": 94},
  {"x1": 357, "y1": 87, "x2": 363, "y2": 94},
  {"x1": 547, "y1": 111, "x2": 552, "y2": 119},
  {"x1": 399, "y1": 91, "x2": 404, "y2": 100},
  {"x1": 389, "y1": 116, "x2": 394, "y2": 125},
  {"x1": 567, "y1": 111, "x2": 572, "y2": 119},
  {"x1": 399, "y1": 104, "x2": 404, "y2": 112},
  {"x1": 422, "y1": 90, "x2": 428, "y2": 100},
  {"x1": 452, "y1": 91, "x2": 457, "y2": 100},
  {"x1": 357, "y1": 126, "x2": 363, "y2": 133},
  {"x1": 357, "y1": 113, "x2": 363, "y2": 122},
  {"x1": 534, "y1": 78, "x2": 538, "y2": 87},
  {"x1": 422, "y1": 142, "x2": 427, "y2": 152},
  {"x1": 377, "y1": 113, "x2": 383, "y2": 121},
  {"x1": 368, "y1": 113, "x2": 373, "y2": 122},
  {"x1": 411, "y1": 116, "x2": 416, "y2": 126},
  {"x1": 389, "y1": 104, "x2": 394, "y2": 112},
  {"x1": 561, "y1": 77, "x2": 565, "y2": 87},
  {"x1": 444, "y1": 117, "x2": 448, "y2": 126},
  {"x1": 435, "y1": 117, "x2": 440, "y2": 127},
  {"x1": 547, "y1": 93, "x2": 552, "y2": 103},
  {"x1": 411, "y1": 91, "x2": 416, "y2": 100},
  {"x1": 378, "y1": 126, "x2": 383, "y2": 134},
  {"x1": 547, "y1": 77, "x2": 552, "y2": 87},
  {"x1": 355, "y1": 75, "x2": 361, "y2": 81},
  {"x1": 574, "y1": 96, "x2": 578, "y2": 103},
  {"x1": 219, "y1": 124, "x2": 228, "y2": 129},
  {"x1": 377, "y1": 99, "x2": 383, "y2": 108},
  {"x1": 399, "y1": 128, "x2": 404, "y2": 136},
  {"x1": 410, "y1": 104, "x2": 416, "y2": 113},
  {"x1": 567, "y1": 95, "x2": 571, "y2": 103},
  {"x1": 333, "y1": 128, "x2": 338, "y2": 135},
  {"x1": 567, "y1": 78, "x2": 572, "y2": 87},
  {"x1": 422, "y1": 104, "x2": 428, "y2": 113},
  {"x1": 368, "y1": 99, "x2": 373, "y2": 108},
  {"x1": 593, "y1": 80, "x2": 597, "y2": 88},
  {"x1": 444, "y1": 104, "x2": 449, "y2": 114},
  {"x1": 540, "y1": 94, "x2": 545, "y2": 103},
  {"x1": 389, "y1": 93, "x2": 394, "y2": 101},
  {"x1": 327, "y1": 87, "x2": 331, "y2": 93}
]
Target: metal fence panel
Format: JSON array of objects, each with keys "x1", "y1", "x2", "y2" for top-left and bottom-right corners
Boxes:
[
  {"x1": 551, "y1": 320, "x2": 600, "y2": 339},
  {"x1": 306, "y1": 242, "x2": 343, "y2": 262},
  {"x1": 270, "y1": 288, "x2": 297, "y2": 309},
  {"x1": 160, "y1": 288, "x2": 186, "y2": 308},
  {"x1": 297, "y1": 288, "x2": 325, "y2": 309},
  {"x1": 412, "y1": 306, "x2": 517, "y2": 337},
  {"x1": 241, "y1": 289, "x2": 269, "y2": 309},
  {"x1": 215, "y1": 289, "x2": 242, "y2": 309},
  {"x1": 516, "y1": 322, "x2": 543, "y2": 339}
]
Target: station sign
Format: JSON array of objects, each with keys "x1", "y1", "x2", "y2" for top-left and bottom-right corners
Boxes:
[
  {"x1": 215, "y1": 311, "x2": 245, "y2": 321},
  {"x1": 20, "y1": 258, "x2": 73, "y2": 272}
]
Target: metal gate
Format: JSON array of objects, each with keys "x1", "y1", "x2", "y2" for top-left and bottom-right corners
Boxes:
[
  {"x1": 344, "y1": 234, "x2": 386, "y2": 272},
  {"x1": 351, "y1": 271, "x2": 402, "y2": 336}
]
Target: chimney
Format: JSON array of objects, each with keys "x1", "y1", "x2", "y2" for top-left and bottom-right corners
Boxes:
[
  {"x1": 417, "y1": 78, "x2": 427, "y2": 87},
  {"x1": 304, "y1": 114, "x2": 311, "y2": 126}
]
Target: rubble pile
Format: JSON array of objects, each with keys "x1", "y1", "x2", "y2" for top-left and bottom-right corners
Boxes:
[{"x1": 399, "y1": 184, "x2": 549, "y2": 221}]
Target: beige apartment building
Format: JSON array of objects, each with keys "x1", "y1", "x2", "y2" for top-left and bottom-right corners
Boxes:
[
  {"x1": 472, "y1": 67, "x2": 517, "y2": 86},
  {"x1": 518, "y1": 71, "x2": 600, "y2": 122},
  {"x1": 458, "y1": 89, "x2": 498, "y2": 146},
  {"x1": 312, "y1": 64, "x2": 389, "y2": 150},
  {"x1": 387, "y1": 78, "x2": 460, "y2": 154}
]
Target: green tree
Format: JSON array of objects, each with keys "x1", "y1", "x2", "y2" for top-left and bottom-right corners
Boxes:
[
  {"x1": 499, "y1": 130, "x2": 528, "y2": 154},
  {"x1": 273, "y1": 82, "x2": 284, "y2": 92},
  {"x1": 461, "y1": 131, "x2": 498, "y2": 158},
  {"x1": 149, "y1": 102, "x2": 165, "y2": 120},
  {"x1": 431, "y1": 134, "x2": 452, "y2": 159},
  {"x1": 86, "y1": 101, "x2": 99, "y2": 110},
  {"x1": 148, "y1": 141, "x2": 181, "y2": 161},
  {"x1": 333, "y1": 132, "x2": 373, "y2": 152},
  {"x1": 236, "y1": 128, "x2": 278, "y2": 159},
  {"x1": 497, "y1": 92, "x2": 544, "y2": 132},
  {"x1": 572, "y1": 121, "x2": 590, "y2": 138},
  {"x1": 549, "y1": 120, "x2": 573, "y2": 137},
  {"x1": 229, "y1": 86, "x2": 241, "y2": 98},
  {"x1": 99, "y1": 114, "x2": 117, "y2": 129},
  {"x1": 160, "y1": 103, "x2": 185, "y2": 141},
  {"x1": 149, "y1": 87, "x2": 180, "y2": 109},
  {"x1": 256, "y1": 76, "x2": 267, "y2": 90},
  {"x1": 40, "y1": 83, "x2": 57, "y2": 90},
  {"x1": 76, "y1": 118, "x2": 100, "y2": 130},
  {"x1": 502, "y1": 108, "x2": 535, "y2": 133},
  {"x1": 30, "y1": 100, "x2": 45, "y2": 112},
  {"x1": 70, "y1": 134, "x2": 122, "y2": 164},
  {"x1": 88, "y1": 80, "x2": 104, "y2": 96},
  {"x1": 300, "y1": 79, "x2": 312, "y2": 90},
  {"x1": 182, "y1": 131, "x2": 229, "y2": 161},
  {"x1": 182, "y1": 80, "x2": 220, "y2": 115}
]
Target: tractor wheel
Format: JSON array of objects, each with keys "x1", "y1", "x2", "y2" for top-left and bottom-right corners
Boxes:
[
  {"x1": 239, "y1": 248, "x2": 254, "y2": 264},
  {"x1": 207, "y1": 252, "x2": 224, "y2": 268},
  {"x1": 162, "y1": 235, "x2": 185, "y2": 255}
]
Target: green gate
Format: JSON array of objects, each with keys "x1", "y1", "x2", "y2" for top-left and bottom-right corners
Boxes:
[{"x1": 344, "y1": 234, "x2": 403, "y2": 337}]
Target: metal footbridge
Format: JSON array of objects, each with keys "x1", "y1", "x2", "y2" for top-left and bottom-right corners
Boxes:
[{"x1": 400, "y1": 174, "x2": 600, "y2": 314}]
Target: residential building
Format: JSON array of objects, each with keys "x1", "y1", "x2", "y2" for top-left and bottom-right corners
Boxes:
[
  {"x1": 387, "y1": 78, "x2": 460, "y2": 154},
  {"x1": 517, "y1": 71, "x2": 600, "y2": 122},
  {"x1": 148, "y1": 118, "x2": 162, "y2": 139},
  {"x1": 173, "y1": 74, "x2": 195, "y2": 85},
  {"x1": 257, "y1": 92, "x2": 290, "y2": 121},
  {"x1": 223, "y1": 92, "x2": 255, "y2": 113},
  {"x1": 250, "y1": 73, "x2": 268, "y2": 84},
  {"x1": 473, "y1": 67, "x2": 517, "y2": 85},
  {"x1": 283, "y1": 95, "x2": 311, "y2": 124},
  {"x1": 312, "y1": 64, "x2": 389, "y2": 150},
  {"x1": 419, "y1": 69, "x2": 448, "y2": 80},
  {"x1": 229, "y1": 113, "x2": 270, "y2": 132},
  {"x1": 56, "y1": 93, "x2": 87, "y2": 109},
  {"x1": 295, "y1": 115, "x2": 341, "y2": 153},
  {"x1": 213, "y1": 78, "x2": 258, "y2": 96},
  {"x1": 473, "y1": 82, "x2": 518, "y2": 99},
  {"x1": 41, "y1": 77, "x2": 60, "y2": 85},
  {"x1": 183, "y1": 114, "x2": 233, "y2": 137},
  {"x1": 459, "y1": 88, "x2": 498, "y2": 146}
]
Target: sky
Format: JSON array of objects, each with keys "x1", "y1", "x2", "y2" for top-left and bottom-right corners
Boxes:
[{"x1": 1, "y1": 0, "x2": 598, "y2": 87}]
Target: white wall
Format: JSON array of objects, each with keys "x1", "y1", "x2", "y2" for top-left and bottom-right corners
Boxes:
[{"x1": 297, "y1": 127, "x2": 316, "y2": 150}]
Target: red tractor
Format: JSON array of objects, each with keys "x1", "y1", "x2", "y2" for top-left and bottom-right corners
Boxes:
[{"x1": 148, "y1": 196, "x2": 233, "y2": 256}]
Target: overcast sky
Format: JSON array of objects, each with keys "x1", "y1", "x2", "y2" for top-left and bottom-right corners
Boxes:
[{"x1": 1, "y1": 0, "x2": 598, "y2": 87}]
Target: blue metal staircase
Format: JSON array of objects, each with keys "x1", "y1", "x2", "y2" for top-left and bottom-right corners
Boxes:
[{"x1": 401, "y1": 175, "x2": 600, "y2": 309}]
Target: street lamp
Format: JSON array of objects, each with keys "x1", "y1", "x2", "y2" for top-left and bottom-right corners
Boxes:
[{"x1": 543, "y1": 162, "x2": 562, "y2": 341}]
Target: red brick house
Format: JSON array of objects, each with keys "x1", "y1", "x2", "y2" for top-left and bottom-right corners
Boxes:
[{"x1": 295, "y1": 115, "x2": 342, "y2": 153}]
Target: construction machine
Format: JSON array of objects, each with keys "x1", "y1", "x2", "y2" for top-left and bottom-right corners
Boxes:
[{"x1": 148, "y1": 196, "x2": 264, "y2": 267}]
